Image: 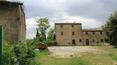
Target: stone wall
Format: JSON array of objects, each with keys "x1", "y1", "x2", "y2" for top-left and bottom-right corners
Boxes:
[
  {"x1": 55, "y1": 23, "x2": 83, "y2": 46},
  {"x1": 82, "y1": 30, "x2": 105, "y2": 45},
  {"x1": 0, "y1": 1, "x2": 26, "y2": 44},
  {"x1": 55, "y1": 23, "x2": 106, "y2": 46}
]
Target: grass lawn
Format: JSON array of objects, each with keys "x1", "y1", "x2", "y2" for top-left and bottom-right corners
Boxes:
[{"x1": 35, "y1": 46, "x2": 117, "y2": 65}]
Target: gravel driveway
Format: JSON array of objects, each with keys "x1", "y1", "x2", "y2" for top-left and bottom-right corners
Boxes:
[{"x1": 48, "y1": 46, "x2": 102, "y2": 58}]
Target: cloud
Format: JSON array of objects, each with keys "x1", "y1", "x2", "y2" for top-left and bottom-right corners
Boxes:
[
  {"x1": 22, "y1": 0, "x2": 117, "y2": 39},
  {"x1": 26, "y1": 18, "x2": 37, "y2": 39},
  {"x1": 50, "y1": 15, "x2": 103, "y2": 28},
  {"x1": 26, "y1": 15, "x2": 103, "y2": 38},
  {"x1": 66, "y1": 0, "x2": 117, "y2": 21}
]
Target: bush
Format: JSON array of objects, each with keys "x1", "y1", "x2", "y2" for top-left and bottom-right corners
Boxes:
[
  {"x1": 45, "y1": 41, "x2": 57, "y2": 46},
  {"x1": 3, "y1": 42, "x2": 17, "y2": 65},
  {"x1": 14, "y1": 41, "x2": 35, "y2": 65},
  {"x1": 3, "y1": 41, "x2": 39, "y2": 65}
]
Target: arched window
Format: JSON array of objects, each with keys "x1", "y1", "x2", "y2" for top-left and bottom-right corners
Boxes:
[{"x1": 86, "y1": 39, "x2": 89, "y2": 45}]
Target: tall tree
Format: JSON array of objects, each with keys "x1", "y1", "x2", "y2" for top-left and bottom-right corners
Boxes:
[
  {"x1": 36, "y1": 18, "x2": 50, "y2": 43},
  {"x1": 104, "y1": 12, "x2": 117, "y2": 45}
]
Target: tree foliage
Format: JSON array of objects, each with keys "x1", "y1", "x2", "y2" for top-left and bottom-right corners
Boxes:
[
  {"x1": 104, "y1": 12, "x2": 117, "y2": 45},
  {"x1": 3, "y1": 42, "x2": 17, "y2": 65},
  {"x1": 3, "y1": 41, "x2": 39, "y2": 65},
  {"x1": 47, "y1": 28, "x2": 55, "y2": 41},
  {"x1": 35, "y1": 18, "x2": 57, "y2": 46},
  {"x1": 36, "y1": 18, "x2": 50, "y2": 43}
]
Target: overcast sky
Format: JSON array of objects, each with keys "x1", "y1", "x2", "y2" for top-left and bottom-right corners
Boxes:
[{"x1": 19, "y1": 0, "x2": 117, "y2": 39}]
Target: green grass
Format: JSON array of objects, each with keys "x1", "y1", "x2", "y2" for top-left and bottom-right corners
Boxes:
[{"x1": 35, "y1": 46, "x2": 117, "y2": 65}]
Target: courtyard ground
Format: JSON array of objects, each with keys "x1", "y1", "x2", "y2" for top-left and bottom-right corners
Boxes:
[{"x1": 35, "y1": 46, "x2": 117, "y2": 65}]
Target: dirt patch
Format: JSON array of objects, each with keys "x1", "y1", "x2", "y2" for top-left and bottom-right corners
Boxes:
[{"x1": 48, "y1": 46, "x2": 103, "y2": 58}]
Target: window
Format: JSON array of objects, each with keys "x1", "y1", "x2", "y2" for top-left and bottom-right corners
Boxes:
[
  {"x1": 54, "y1": 35, "x2": 56, "y2": 40},
  {"x1": 100, "y1": 32, "x2": 102, "y2": 35},
  {"x1": 61, "y1": 32, "x2": 63, "y2": 35},
  {"x1": 72, "y1": 32, "x2": 75, "y2": 35},
  {"x1": 85, "y1": 32, "x2": 88, "y2": 35},
  {"x1": 16, "y1": 17, "x2": 20, "y2": 21},
  {"x1": 101, "y1": 39, "x2": 103, "y2": 42},
  {"x1": 72, "y1": 25, "x2": 74, "y2": 27},
  {"x1": 60, "y1": 25, "x2": 63, "y2": 28},
  {"x1": 93, "y1": 32, "x2": 95, "y2": 35},
  {"x1": 92, "y1": 39, "x2": 95, "y2": 43},
  {"x1": 79, "y1": 39, "x2": 82, "y2": 42}
]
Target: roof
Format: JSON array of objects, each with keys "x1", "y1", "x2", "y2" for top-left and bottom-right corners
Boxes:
[
  {"x1": 55, "y1": 23, "x2": 81, "y2": 25},
  {"x1": 82, "y1": 29, "x2": 103, "y2": 32},
  {"x1": 0, "y1": 1, "x2": 23, "y2": 5}
]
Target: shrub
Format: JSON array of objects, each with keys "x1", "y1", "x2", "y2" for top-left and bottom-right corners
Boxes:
[
  {"x1": 45, "y1": 41, "x2": 57, "y2": 46},
  {"x1": 3, "y1": 41, "x2": 39, "y2": 65},
  {"x1": 3, "y1": 42, "x2": 17, "y2": 65}
]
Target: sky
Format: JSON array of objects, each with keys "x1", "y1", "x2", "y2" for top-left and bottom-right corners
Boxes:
[{"x1": 11, "y1": 0, "x2": 117, "y2": 39}]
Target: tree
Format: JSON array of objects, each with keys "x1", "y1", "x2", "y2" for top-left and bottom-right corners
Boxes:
[
  {"x1": 46, "y1": 28, "x2": 57, "y2": 46},
  {"x1": 36, "y1": 18, "x2": 50, "y2": 43},
  {"x1": 104, "y1": 12, "x2": 117, "y2": 45},
  {"x1": 47, "y1": 28, "x2": 55, "y2": 41}
]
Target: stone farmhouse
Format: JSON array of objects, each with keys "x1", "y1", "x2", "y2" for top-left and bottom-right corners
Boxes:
[
  {"x1": 55, "y1": 23, "x2": 106, "y2": 46},
  {"x1": 0, "y1": 1, "x2": 26, "y2": 43}
]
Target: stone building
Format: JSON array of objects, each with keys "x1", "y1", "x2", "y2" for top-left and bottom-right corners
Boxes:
[
  {"x1": 55, "y1": 23, "x2": 105, "y2": 46},
  {"x1": 0, "y1": 1, "x2": 26, "y2": 43}
]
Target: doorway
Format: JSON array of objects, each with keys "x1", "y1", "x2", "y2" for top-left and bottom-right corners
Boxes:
[
  {"x1": 86, "y1": 39, "x2": 89, "y2": 45},
  {"x1": 72, "y1": 39, "x2": 76, "y2": 46}
]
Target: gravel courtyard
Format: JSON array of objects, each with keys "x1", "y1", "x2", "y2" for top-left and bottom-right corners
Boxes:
[{"x1": 48, "y1": 46, "x2": 103, "y2": 58}]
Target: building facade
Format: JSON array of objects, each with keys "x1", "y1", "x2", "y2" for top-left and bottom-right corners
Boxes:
[
  {"x1": 55, "y1": 23, "x2": 105, "y2": 46},
  {"x1": 0, "y1": 1, "x2": 26, "y2": 43}
]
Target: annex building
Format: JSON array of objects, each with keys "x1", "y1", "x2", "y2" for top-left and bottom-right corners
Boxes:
[
  {"x1": 0, "y1": 1, "x2": 26, "y2": 43},
  {"x1": 55, "y1": 23, "x2": 106, "y2": 46}
]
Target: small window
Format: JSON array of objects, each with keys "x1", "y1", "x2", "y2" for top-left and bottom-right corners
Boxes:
[
  {"x1": 72, "y1": 25, "x2": 74, "y2": 27},
  {"x1": 54, "y1": 35, "x2": 56, "y2": 40},
  {"x1": 79, "y1": 39, "x2": 82, "y2": 42},
  {"x1": 100, "y1": 32, "x2": 102, "y2": 35},
  {"x1": 61, "y1": 32, "x2": 63, "y2": 35},
  {"x1": 101, "y1": 39, "x2": 103, "y2": 42},
  {"x1": 93, "y1": 32, "x2": 95, "y2": 35},
  {"x1": 16, "y1": 17, "x2": 20, "y2": 21},
  {"x1": 85, "y1": 32, "x2": 88, "y2": 35},
  {"x1": 92, "y1": 39, "x2": 95, "y2": 42},
  {"x1": 72, "y1": 32, "x2": 75, "y2": 35},
  {"x1": 60, "y1": 25, "x2": 63, "y2": 28}
]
